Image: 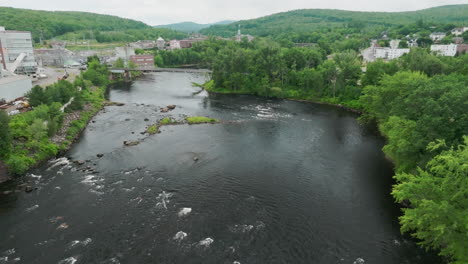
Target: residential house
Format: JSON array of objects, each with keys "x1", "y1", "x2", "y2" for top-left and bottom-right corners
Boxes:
[
  {"x1": 451, "y1": 27, "x2": 468, "y2": 36},
  {"x1": 430, "y1": 32, "x2": 446, "y2": 42},
  {"x1": 453, "y1": 37, "x2": 464, "y2": 44}
]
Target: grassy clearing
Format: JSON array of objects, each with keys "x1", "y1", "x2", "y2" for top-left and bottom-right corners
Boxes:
[
  {"x1": 160, "y1": 117, "x2": 176, "y2": 125},
  {"x1": 146, "y1": 124, "x2": 160, "y2": 135},
  {"x1": 185, "y1": 116, "x2": 219, "y2": 125}
]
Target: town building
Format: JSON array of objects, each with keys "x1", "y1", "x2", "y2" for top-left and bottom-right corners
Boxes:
[
  {"x1": 235, "y1": 25, "x2": 254, "y2": 42},
  {"x1": 0, "y1": 26, "x2": 37, "y2": 75},
  {"x1": 180, "y1": 40, "x2": 192, "y2": 49},
  {"x1": 389, "y1": 39, "x2": 400, "y2": 49},
  {"x1": 429, "y1": 32, "x2": 446, "y2": 42},
  {"x1": 453, "y1": 37, "x2": 464, "y2": 44},
  {"x1": 129, "y1": 40, "x2": 156, "y2": 50},
  {"x1": 362, "y1": 40, "x2": 409, "y2": 62},
  {"x1": 451, "y1": 27, "x2": 468, "y2": 36},
  {"x1": 34, "y1": 48, "x2": 75, "y2": 67},
  {"x1": 375, "y1": 47, "x2": 410, "y2": 60},
  {"x1": 115, "y1": 46, "x2": 136, "y2": 61},
  {"x1": 294, "y1": 43, "x2": 317, "y2": 48},
  {"x1": 430, "y1": 44, "x2": 458, "y2": 57},
  {"x1": 156, "y1": 37, "x2": 166, "y2": 50},
  {"x1": 457, "y1": 44, "x2": 468, "y2": 55},
  {"x1": 129, "y1": 55, "x2": 154, "y2": 70},
  {"x1": 169, "y1": 40, "x2": 181, "y2": 50}
]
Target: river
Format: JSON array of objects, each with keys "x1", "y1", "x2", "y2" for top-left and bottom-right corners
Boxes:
[{"x1": 0, "y1": 72, "x2": 441, "y2": 264}]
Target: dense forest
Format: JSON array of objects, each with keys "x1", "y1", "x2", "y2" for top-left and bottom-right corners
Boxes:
[
  {"x1": 55, "y1": 28, "x2": 187, "y2": 43},
  {"x1": 152, "y1": 36, "x2": 468, "y2": 263},
  {"x1": 201, "y1": 5, "x2": 468, "y2": 39},
  {"x1": 0, "y1": 7, "x2": 150, "y2": 42}
]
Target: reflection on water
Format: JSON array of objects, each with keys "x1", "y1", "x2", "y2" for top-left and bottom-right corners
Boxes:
[{"x1": 0, "y1": 72, "x2": 441, "y2": 264}]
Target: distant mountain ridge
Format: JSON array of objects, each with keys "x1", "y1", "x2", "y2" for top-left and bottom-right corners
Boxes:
[
  {"x1": 200, "y1": 5, "x2": 468, "y2": 37},
  {"x1": 154, "y1": 20, "x2": 235, "y2": 33}
]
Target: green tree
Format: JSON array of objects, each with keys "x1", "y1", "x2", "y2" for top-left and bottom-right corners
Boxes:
[
  {"x1": 0, "y1": 111, "x2": 11, "y2": 158},
  {"x1": 392, "y1": 137, "x2": 468, "y2": 264},
  {"x1": 114, "y1": 58, "x2": 125, "y2": 68},
  {"x1": 26, "y1": 85, "x2": 47, "y2": 107}
]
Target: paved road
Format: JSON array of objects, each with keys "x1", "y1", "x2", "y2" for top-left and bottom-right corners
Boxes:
[{"x1": 33, "y1": 67, "x2": 80, "y2": 87}]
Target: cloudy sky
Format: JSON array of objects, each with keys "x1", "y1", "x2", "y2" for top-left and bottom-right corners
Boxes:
[{"x1": 0, "y1": 0, "x2": 467, "y2": 25}]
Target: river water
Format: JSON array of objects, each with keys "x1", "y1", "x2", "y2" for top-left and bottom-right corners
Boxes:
[{"x1": 0, "y1": 72, "x2": 441, "y2": 264}]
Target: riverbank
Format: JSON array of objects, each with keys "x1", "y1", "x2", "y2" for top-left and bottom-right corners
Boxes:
[
  {"x1": 202, "y1": 81, "x2": 363, "y2": 114},
  {"x1": 0, "y1": 59, "x2": 116, "y2": 181}
]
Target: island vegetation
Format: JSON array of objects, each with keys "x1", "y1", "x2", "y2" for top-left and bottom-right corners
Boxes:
[{"x1": 185, "y1": 116, "x2": 219, "y2": 125}]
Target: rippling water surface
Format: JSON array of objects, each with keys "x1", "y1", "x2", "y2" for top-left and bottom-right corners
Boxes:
[{"x1": 0, "y1": 73, "x2": 441, "y2": 264}]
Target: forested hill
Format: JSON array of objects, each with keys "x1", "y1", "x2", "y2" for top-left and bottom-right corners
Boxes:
[
  {"x1": 0, "y1": 7, "x2": 150, "y2": 41},
  {"x1": 154, "y1": 20, "x2": 235, "y2": 33},
  {"x1": 200, "y1": 5, "x2": 468, "y2": 37}
]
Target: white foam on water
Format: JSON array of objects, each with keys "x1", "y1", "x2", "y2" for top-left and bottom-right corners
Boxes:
[
  {"x1": 130, "y1": 197, "x2": 143, "y2": 204},
  {"x1": 81, "y1": 175, "x2": 96, "y2": 184},
  {"x1": 112, "y1": 180, "x2": 123, "y2": 185},
  {"x1": 58, "y1": 257, "x2": 78, "y2": 264},
  {"x1": 68, "y1": 238, "x2": 92, "y2": 250},
  {"x1": 229, "y1": 224, "x2": 254, "y2": 233},
  {"x1": 178, "y1": 208, "x2": 192, "y2": 217},
  {"x1": 0, "y1": 257, "x2": 7, "y2": 262},
  {"x1": 68, "y1": 240, "x2": 80, "y2": 248},
  {"x1": 30, "y1": 174, "x2": 42, "y2": 180},
  {"x1": 198, "y1": 237, "x2": 214, "y2": 247},
  {"x1": 233, "y1": 261, "x2": 241, "y2": 264},
  {"x1": 173, "y1": 231, "x2": 187, "y2": 242},
  {"x1": 57, "y1": 170, "x2": 64, "y2": 175},
  {"x1": 156, "y1": 191, "x2": 173, "y2": 209},
  {"x1": 255, "y1": 221, "x2": 266, "y2": 230},
  {"x1": 104, "y1": 258, "x2": 120, "y2": 264},
  {"x1": 89, "y1": 189, "x2": 104, "y2": 195},
  {"x1": 2, "y1": 249, "x2": 15, "y2": 256},
  {"x1": 25, "y1": 205, "x2": 39, "y2": 212},
  {"x1": 122, "y1": 187, "x2": 135, "y2": 192},
  {"x1": 47, "y1": 158, "x2": 70, "y2": 171},
  {"x1": 353, "y1": 258, "x2": 365, "y2": 264}
]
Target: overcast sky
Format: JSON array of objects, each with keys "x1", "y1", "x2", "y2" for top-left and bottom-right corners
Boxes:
[{"x1": 1, "y1": 0, "x2": 467, "y2": 25}]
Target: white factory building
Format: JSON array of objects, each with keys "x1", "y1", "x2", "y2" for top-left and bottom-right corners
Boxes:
[{"x1": 0, "y1": 26, "x2": 37, "y2": 75}]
